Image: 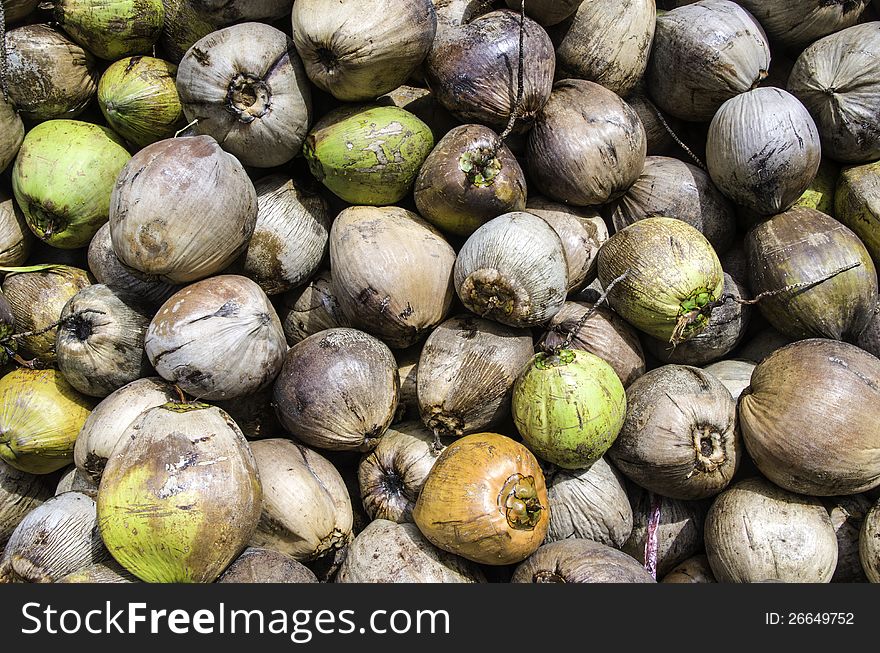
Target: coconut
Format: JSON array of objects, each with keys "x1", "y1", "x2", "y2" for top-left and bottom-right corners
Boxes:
[
  {"x1": 610, "y1": 156, "x2": 737, "y2": 255},
  {"x1": 3, "y1": 23, "x2": 100, "y2": 121},
  {"x1": 337, "y1": 519, "x2": 485, "y2": 583},
  {"x1": 54, "y1": 465, "x2": 97, "y2": 497},
  {"x1": 234, "y1": 174, "x2": 330, "y2": 296},
  {"x1": 417, "y1": 315, "x2": 534, "y2": 439},
  {"x1": 413, "y1": 432, "x2": 549, "y2": 565},
  {"x1": 158, "y1": 0, "x2": 221, "y2": 64},
  {"x1": 527, "y1": 79, "x2": 646, "y2": 207},
  {"x1": 597, "y1": 217, "x2": 725, "y2": 344},
  {"x1": 277, "y1": 270, "x2": 350, "y2": 346},
  {"x1": 394, "y1": 346, "x2": 421, "y2": 424},
  {"x1": 544, "y1": 457, "x2": 633, "y2": 549},
  {"x1": 292, "y1": 0, "x2": 436, "y2": 102},
  {"x1": 795, "y1": 158, "x2": 839, "y2": 214},
  {"x1": 739, "y1": 339, "x2": 880, "y2": 497},
  {"x1": 2, "y1": 1, "x2": 41, "y2": 23},
  {"x1": 376, "y1": 84, "x2": 459, "y2": 143},
  {"x1": 551, "y1": 0, "x2": 656, "y2": 98},
  {"x1": 330, "y1": 206, "x2": 455, "y2": 349},
  {"x1": 661, "y1": 555, "x2": 716, "y2": 583},
  {"x1": 53, "y1": 0, "x2": 165, "y2": 60},
  {"x1": 454, "y1": 211, "x2": 568, "y2": 328},
  {"x1": 745, "y1": 206, "x2": 877, "y2": 341},
  {"x1": 646, "y1": 0, "x2": 770, "y2": 122},
  {"x1": 861, "y1": 500, "x2": 880, "y2": 583},
  {"x1": 513, "y1": 350, "x2": 627, "y2": 470},
  {"x1": 643, "y1": 272, "x2": 751, "y2": 366},
  {"x1": 0, "y1": 96, "x2": 24, "y2": 174},
  {"x1": 273, "y1": 328, "x2": 399, "y2": 452},
  {"x1": 0, "y1": 460, "x2": 53, "y2": 548},
  {"x1": 87, "y1": 223, "x2": 180, "y2": 307},
  {"x1": 12, "y1": 120, "x2": 132, "y2": 250},
  {"x1": 541, "y1": 302, "x2": 646, "y2": 387},
  {"x1": 109, "y1": 135, "x2": 258, "y2": 284},
  {"x1": 0, "y1": 492, "x2": 108, "y2": 583},
  {"x1": 823, "y1": 494, "x2": 872, "y2": 583},
  {"x1": 857, "y1": 303, "x2": 880, "y2": 358},
  {"x1": 249, "y1": 439, "x2": 353, "y2": 563},
  {"x1": 0, "y1": 188, "x2": 32, "y2": 267},
  {"x1": 218, "y1": 547, "x2": 317, "y2": 583},
  {"x1": 177, "y1": 22, "x2": 312, "y2": 168},
  {"x1": 609, "y1": 365, "x2": 739, "y2": 500},
  {"x1": 622, "y1": 489, "x2": 709, "y2": 578},
  {"x1": 145, "y1": 275, "x2": 287, "y2": 401},
  {"x1": 193, "y1": 0, "x2": 293, "y2": 23},
  {"x1": 705, "y1": 476, "x2": 838, "y2": 583},
  {"x1": 835, "y1": 159, "x2": 880, "y2": 264},
  {"x1": 426, "y1": 9, "x2": 555, "y2": 131},
  {"x1": 1, "y1": 264, "x2": 92, "y2": 362},
  {"x1": 303, "y1": 105, "x2": 434, "y2": 206},
  {"x1": 55, "y1": 284, "x2": 153, "y2": 398},
  {"x1": 702, "y1": 359, "x2": 756, "y2": 401},
  {"x1": 737, "y1": 326, "x2": 794, "y2": 363},
  {"x1": 526, "y1": 198, "x2": 608, "y2": 295},
  {"x1": 624, "y1": 88, "x2": 684, "y2": 157},
  {"x1": 503, "y1": 0, "x2": 581, "y2": 27},
  {"x1": 98, "y1": 56, "x2": 186, "y2": 148},
  {"x1": 511, "y1": 539, "x2": 655, "y2": 583},
  {"x1": 212, "y1": 388, "x2": 282, "y2": 441},
  {"x1": 358, "y1": 421, "x2": 446, "y2": 524},
  {"x1": 707, "y1": 87, "x2": 822, "y2": 216},
  {"x1": 737, "y1": 0, "x2": 869, "y2": 52},
  {"x1": 57, "y1": 559, "x2": 138, "y2": 583},
  {"x1": 413, "y1": 124, "x2": 527, "y2": 237},
  {"x1": 0, "y1": 368, "x2": 93, "y2": 474},
  {"x1": 788, "y1": 23, "x2": 880, "y2": 164},
  {"x1": 97, "y1": 402, "x2": 262, "y2": 583},
  {"x1": 74, "y1": 377, "x2": 177, "y2": 484}
]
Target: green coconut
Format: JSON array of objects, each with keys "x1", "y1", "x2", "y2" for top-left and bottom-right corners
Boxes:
[
  {"x1": 54, "y1": 0, "x2": 165, "y2": 61},
  {"x1": 12, "y1": 120, "x2": 131, "y2": 249},
  {"x1": 794, "y1": 158, "x2": 839, "y2": 215},
  {"x1": 303, "y1": 105, "x2": 434, "y2": 206},
  {"x1": 512, "y1": 349, "x2": 627, "y2": 469},
  {"x1": 97, "y1": 402, "x2": 262, "y2": 583},
  {"x1": 98, "y1": 56, "x2": 185, "y2": 148},
  {"x1": 835, "y1": 160, "x2": 880, "y2": 264},
  {"x1": 0, "y1": 368, "x2": 94, "y2": 474},
  {"x1": 597, "y1": 217, "x2": 725, "y2": 344}
]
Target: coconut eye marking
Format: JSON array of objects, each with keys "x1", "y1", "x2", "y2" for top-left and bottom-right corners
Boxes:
[
  {"x1": 499, "y1": 473, "x2": 544, "y2": 531},
  {"x1": 458, "y1": 149, "x2": 502, "y2": 188},
  {"x1": 689, "y1": 425, "x2": 727, "y2": 478}
]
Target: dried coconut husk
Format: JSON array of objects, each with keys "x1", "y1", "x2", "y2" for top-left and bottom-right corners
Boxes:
[
  {"x1": 861, "y1": 500, "x2": 880, "y2": 582},
  {"x1": 277, "y1": 270, "x2": 350, "y2": 346},
  {"x1": 0, "y1": 460, "x2": 53, "y2": 548},
  {"x1": 512, "y1": 539, "x2": 655, "y2": 583},
  {"x1": 217, "y1": 547, "x2": 317, "y2": 584},
  {"x1": 822, "y1": 494, "x2": 872, "y2": 583},
  {"x1": 661, "y1": 554, "x2": 716, "y2": 583},
  {"x1": 0, "y1": 187, "x2": 32, "y2": 267}
]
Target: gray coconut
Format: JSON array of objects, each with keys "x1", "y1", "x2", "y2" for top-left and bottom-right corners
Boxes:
[
  {"x1": 661, "y1": 554, "x2": 717, "y2": 583},
  {"x1": 358, "y1": 421, "x2": 446, "y2": 524},
  {"x1": 702, "y1": 359, "x2": 756, "y2": 401},
  {"x1": 512, "y1": 539, "x2": 655, "y2": 583},
  {"x1": 145, "y1": 275, "x2": 287, "y2": 401},
  {"x1": 336, "y1": 519, "x2": 485, "y2": 583},
  {"x1": 0, "y1": 97, "x2": 24, "y2": 174},
  {"x1": 417, "y1": 315, "x2": 534, "y2": 438},
  {"x1": 611, "y1": 156, "x2": 737, "y2": 255},
  {"x1": 277, "y1": 270, "x2": 351, "y2": 346},
  {"x1": 0, "y1": 492, "x2": 108, "y2": 583},
  {"x1": 177, "y1": 22, "x2": 312, "y2": 168},
  {"x1": 54, "y1": 466, "x2": 98, "y2": 498},
  {"x1": 861, "y1": 500, "x2": 880, "y2": 583},
  {"x1": 705, "y1": 477, "x2": 838, "y2": 583},
  {"x1": 272, "y1": 328, "x2": 399, "y2": 451},
  {"x1": 623, "y1": 489, "x2": 709, "y2": 578},
  {"x1": 544, "y1": 457, "x2": 633, "y2": 549},
  {"x1": 57, "y1": 559, "x2": 138, "y2": 583},
  {"x1": 609, "y1": 365, "x2": 740, "y2": 501},
  {"x1": 552, "y1": 0, "x2": 656, "y2": 98},
  {"x1": 706, "y1": 87, "x2": 821, "y2": 216},
  {"x1": 0, "y1": 460, "x2": 53, "y2": 548},
  {"x1": 55, "y1": 284, "x2": 154, "y2": 398},
  {"x1": 646, "y1": 0, "x2": 770, "y2": 122},
  {"x1": 0, "y1": 187, "x2": 32, "y2": 267},
  {"x1": 738, "y1": 0, "x2": 870, "y2": 53},
  {"x1": 788, "y1": 22, "x2": 880, "y2": 164},
  {"x1": 823, "y1": 495, "x2": 872, "y2": 583},
  {"x1": 218, "y1": 547, "x2": 318, "y2": 583}
]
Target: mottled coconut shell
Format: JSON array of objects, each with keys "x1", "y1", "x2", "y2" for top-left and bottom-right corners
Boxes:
[
  {"x1": 738, "y1": 0, "x2": 869, "y2": 53},
  {"x1": 330, "y1": 206, "x2": 456, "y2": 349},
  {"x1": 661, "y1": 555, "x2": 716, "y2": 583},
  {"x1": 611, "y1": 156, "x2": 736, "y2": 254},
  {"x1": 789, "y1": 22, "x2": 880, "y2": 164},
  {"x1": 861, "y1": 500, "x2": 880, "y2": 582},
  {"x1": 738, "y1": 339, "x2": 880, "y2": 496},
  {"x1": 552, "y1": 0, "x2": 656, "y2": 97},
  {"x1": 707, "y1": 87, "x2": 822, "y2": 216},
  {"x1": 528, "y1": 79, "x2": 646, "y2": 206},
  {"x1": 218, "y1": 547, "x2": 318, "y2": 583},
  {"x1": 0, "y1": 461, "x2": 53, "y2": 548},
  {"x1": 646, "y1": 0, "x2": 770, "y2": 122},
  {"x1": 272, "y1": 328, "x2": 399, "y2": 452},
  {"x1": 417, "y1": 315, "x2": 534, "y2": 438},
  {"x1": 277, "y1": 270, "x2": 350, "y2": 346},
  {"x1": 512, "y1": 539, "x2": 655, "y2": 583},
  {"x1": 337, "y1": 519, "x2": 485, "y2": 583},
  {"x1": 705, "y1": 476, "x2": 838, "y2": 583}
]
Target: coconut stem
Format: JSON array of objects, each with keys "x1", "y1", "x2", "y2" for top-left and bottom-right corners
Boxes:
[
  {"x1": 542, "y1": 270, "x2": 630, "y2": 354},
  {"x1": 3, "y1": 309, "x2": 106, "y2": 344},
  {"x1": 644, "y1": 491, "x2": 661, "y2": 580},
  {"x1": 490, "y1": 0, "x2": 526, "y2": 155},
  {"x1": 174, "y1": 118, "x2": 199, "y2": 138},
  {"x1": 648, "y1": 101, "x2": 705, "y2": 171},
  {"x1": 1, "y1": 0, "x2": 8, "y2": 102}
]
